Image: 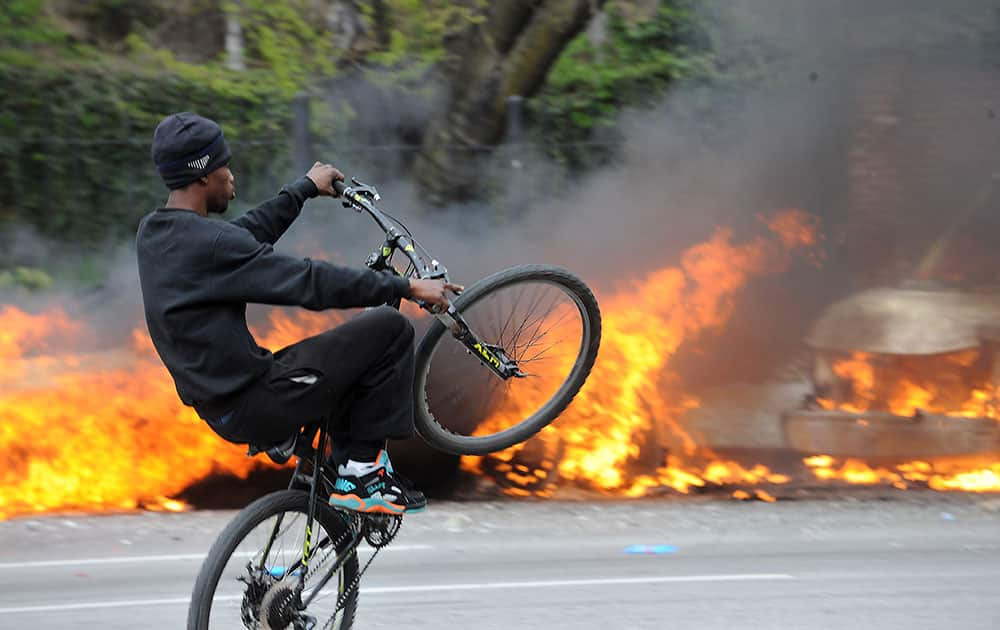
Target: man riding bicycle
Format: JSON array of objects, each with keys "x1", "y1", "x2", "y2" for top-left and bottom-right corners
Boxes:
[{"x1": 136, "y1": 112, "x2": 460, "y2": 515}]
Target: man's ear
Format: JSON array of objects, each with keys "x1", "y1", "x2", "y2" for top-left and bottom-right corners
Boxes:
[{"x1": 198, "y1": 175, "x2": 210, "y2": 186}]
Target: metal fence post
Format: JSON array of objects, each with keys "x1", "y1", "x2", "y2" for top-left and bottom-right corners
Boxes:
[
  {"x1": 505, "y1": 95, "x2": 526, "y2": 217},
  {"x1": 293, "y1": 93, "x2": 312, "y2": 174},
  {"x1": 506, "y1": 95, "x2": 524, "y2": 145}
]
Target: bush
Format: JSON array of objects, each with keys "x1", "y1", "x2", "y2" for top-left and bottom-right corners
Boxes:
[
  {"x1": 530, "y1": 0, "x2": 722, "y2": 170},
  {"x1": 0, "y1": 60, "x2": 295, "y2": 248},
  {"x1": 0, "y1": 266, "x2": 53, "y2": 290}
]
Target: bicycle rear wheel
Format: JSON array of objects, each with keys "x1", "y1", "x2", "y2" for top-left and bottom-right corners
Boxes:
[
  {"x1": 187, "y1": 490, "x2": 359, "y2": 630},
  {"x1": 414, "y1": 265, "x2": 601, "y2": 455}
]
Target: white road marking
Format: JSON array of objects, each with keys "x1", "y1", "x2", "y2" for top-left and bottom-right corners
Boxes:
[
  {"x1": 0, "y1": 598, "x2": 194, "y2": 614},
  {"x1": 0, "y1": 574, "x2": 794, "y2": 614},
  {"x1": 0, "y1": 545, "x2": 432, "y2": 570},
  {"x1": 362, "y1": 573, "x2": 795, "y2": 593}
]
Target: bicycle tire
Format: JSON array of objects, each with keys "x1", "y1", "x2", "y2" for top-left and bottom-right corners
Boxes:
[
  {"x1": 414, "y1": 264, "x2": 601, "y2": 455},
  {"x1": 187, "y1": 489, "x2": 359, "y2": 630}
]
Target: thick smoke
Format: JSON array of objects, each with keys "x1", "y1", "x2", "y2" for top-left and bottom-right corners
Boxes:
[
  {"x1": 291, "y1": 0, "x2": 1000, "y2": 293},
  {"x1": 6, "y1": 0, "x2": 1000, "y2": 430}
]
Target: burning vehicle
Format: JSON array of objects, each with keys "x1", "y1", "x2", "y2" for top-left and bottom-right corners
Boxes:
[{"x1": 784, "y1": 286, "x2": 1000, "y2": 459}]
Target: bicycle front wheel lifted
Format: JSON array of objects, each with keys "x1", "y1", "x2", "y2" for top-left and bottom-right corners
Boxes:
[{"x1": 414, "y1": 265, "x2": 601, "y2": 455}]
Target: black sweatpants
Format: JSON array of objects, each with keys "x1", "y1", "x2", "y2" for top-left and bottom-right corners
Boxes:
[{"x1": 201, "y1": 306, "x2": 416, "y2": 450}]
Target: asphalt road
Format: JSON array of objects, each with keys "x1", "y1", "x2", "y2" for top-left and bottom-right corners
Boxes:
[{"x1": 1, "y1": 495, "x2": 999, "y2": 630}]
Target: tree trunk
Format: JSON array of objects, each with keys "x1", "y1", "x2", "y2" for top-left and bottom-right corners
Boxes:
[{"x1": 412, "y1": 0, "x2": 606, "y2": 205}]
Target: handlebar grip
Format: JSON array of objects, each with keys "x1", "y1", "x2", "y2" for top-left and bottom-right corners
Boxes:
[{"x1": 333, "y1": 180, "x2": 348, "y2": 196}]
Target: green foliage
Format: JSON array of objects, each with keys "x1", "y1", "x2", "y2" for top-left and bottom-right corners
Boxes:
[
  {"x1": 0, "y1": 60, "x2": 295, "y2": 248},
  {"x1": 222, "y1": 0, "x2": 340, "y2": 95},
  {"x1": 531, "y1": 0, "x2": 717, "y2": 167},
  {"x1": 0, "y1": 0, "x2": 724, "y2": 257},
  {"x1": 0, "y1": 0, "x2": 340, "y2": 262},
  {"x1": 0, "y1": 267, "x2": 54, "y2": 291},
  {"x1": 358, "y1": 0, "x2": 484, "y2": 81},
  {"x1": 0, "y1": 0, "x2": 66, "y2": 56}
]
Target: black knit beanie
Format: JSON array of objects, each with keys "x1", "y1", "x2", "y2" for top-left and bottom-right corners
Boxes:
[{"x1": 151, "y1": 112, "x2": 232, "y2": 190}]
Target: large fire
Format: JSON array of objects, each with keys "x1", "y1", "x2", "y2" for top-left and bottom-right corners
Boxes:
[
  {"x1": 2, "y1": 209, "x2": 999, "y2": 520},
  {"x1": 0, "y1": 306, "x2": 342, "y2": 520},
  {"x1": 463, "y1": 211, "x2": 815, "y2": 497},
  {"x1": 464, "y1": 210, "x2": 1000, "y2": 497}
]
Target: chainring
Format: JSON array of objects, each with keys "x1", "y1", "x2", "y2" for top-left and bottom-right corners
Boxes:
[{"x1": 361, "y1": 513, "x2": 402, "y2": 548}]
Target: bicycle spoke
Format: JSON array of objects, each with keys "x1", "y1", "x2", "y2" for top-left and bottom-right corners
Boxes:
[
  {"x1": 510, "y1": 297, "x2": 569, "y2": 358},
  {"x1": 507, "y1": 284, "x2": 546, "y2": 353},
  {"x1": 476, "y1": 376, "x2": 505, "y2": 425},
  {"x1": 515, "y1": 322, "x2": 575, "y2": 365},
  {"x1": 494, "y1": 289, "x2": 510, "y2": 347},
  {"x1": 424, "y1": 278, "x2": 588, "y2": 437},
  {"x1": 497, "y1": 283, "x2": 525, "y2": 347}
]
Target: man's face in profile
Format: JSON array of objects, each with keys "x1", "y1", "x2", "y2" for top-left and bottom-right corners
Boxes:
[{"x1": 205, "y1": 165, "x2": 236, "y2": 214}]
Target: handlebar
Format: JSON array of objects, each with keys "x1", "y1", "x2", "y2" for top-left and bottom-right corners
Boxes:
[{"x1": 330, "y1": 175, "x2": 455, "y2": 315}]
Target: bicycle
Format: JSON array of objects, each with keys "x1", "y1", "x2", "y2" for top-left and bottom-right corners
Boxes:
[{"x1": 187, "y1": 178, "x2": 602, "y2": 629}]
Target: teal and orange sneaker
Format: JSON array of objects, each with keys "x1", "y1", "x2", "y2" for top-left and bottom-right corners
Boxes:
[{"x1": 328, "y1": 450, "x2": 426, "y2": 515}]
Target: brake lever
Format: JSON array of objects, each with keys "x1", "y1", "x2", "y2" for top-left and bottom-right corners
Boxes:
[{"x1": 351, "y1": 177, "x2": 381, "y2": 201}]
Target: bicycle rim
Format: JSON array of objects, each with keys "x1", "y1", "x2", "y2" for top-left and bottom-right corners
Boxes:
[{"x1": 415, "y1": 266, "x2": 600, "y2": 455}]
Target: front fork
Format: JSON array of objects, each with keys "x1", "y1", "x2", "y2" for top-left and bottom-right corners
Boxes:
[
  {"x1": 365, "y1": 240, "x2": 523, "y2": 381},
  {"x1": 433, "y1": 307, "x2": 524, "y2": 380}
]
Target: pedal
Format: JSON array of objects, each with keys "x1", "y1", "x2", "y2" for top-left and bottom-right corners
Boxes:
[{"x1": 247, "y1": 433, "x2": 298, "y2": 465}]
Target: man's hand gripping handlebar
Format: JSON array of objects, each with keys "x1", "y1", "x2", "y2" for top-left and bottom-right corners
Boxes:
[
  {"x1": 409, "y1": 278, "x2": 463, "y2": 310},
  {"x1": 331, "y1": 178, "x2": 463, "y2": 312}
]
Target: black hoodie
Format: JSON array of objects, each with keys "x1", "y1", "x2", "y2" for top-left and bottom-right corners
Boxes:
[{"x1": 135, "y1": 177, "x2": 410, "y2": 414}]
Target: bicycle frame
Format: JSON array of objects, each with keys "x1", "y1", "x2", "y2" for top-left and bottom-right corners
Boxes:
[{"x1": 336, "y1": 179, "x2": 524, "y2": 381}]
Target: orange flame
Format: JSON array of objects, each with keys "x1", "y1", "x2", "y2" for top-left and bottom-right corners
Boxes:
[
  {"x1": 0, "y1": 306, "x2": 342, "y2": 520},
  {"x1": 804, "y1": 455, "x2": 1000, "y2": 492},
  {"x1": 0, "y1": 305, "x2": 81, "y2": 360},
  {"x1": 816, "y1": 351, "x2": 999, "y2": 420},
  {"x1": 812, "y1": 350, "x2": 1000, "y2": 492},
  {"x1": 465, "y1": 211, "x2": 820, "y2": 498}
]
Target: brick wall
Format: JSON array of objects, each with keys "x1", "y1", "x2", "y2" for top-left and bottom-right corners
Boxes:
[{"x1": 843, "y1": 5, "x2": 1000, "y2": 287}]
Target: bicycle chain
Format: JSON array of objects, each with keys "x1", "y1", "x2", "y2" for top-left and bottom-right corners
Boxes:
[{"x1": 320, "y1": 512, "x2": 402, "y2": 630}]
